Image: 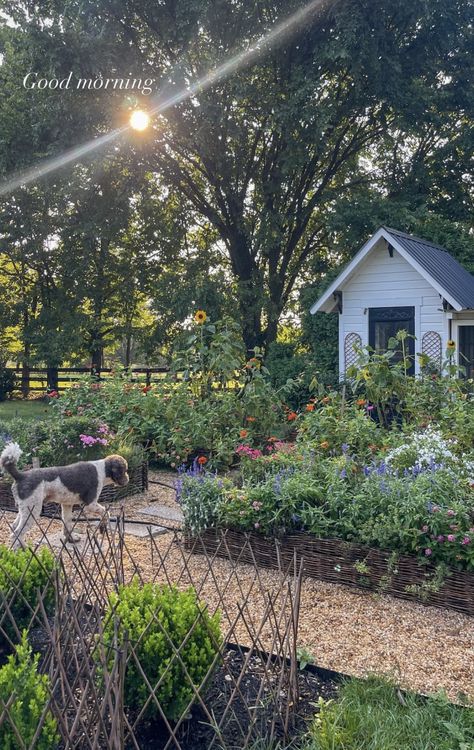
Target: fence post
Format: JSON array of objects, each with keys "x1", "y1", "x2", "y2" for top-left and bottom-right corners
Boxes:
[
  {"x1": 47, "y1": 367, "x2": 59, "y2": 392},
  {"x1": 20, "y1": 366, "x2": 30, "y2": 399},
  {"x1": 146, "y1": 369, "x2": 151, "y2": 387}
]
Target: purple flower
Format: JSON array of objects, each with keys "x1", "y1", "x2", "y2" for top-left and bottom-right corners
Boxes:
[
  {"x1": 254, "y1": 522, "x2": 260, "y2": 529},
  {"x1": 341, "y1": 443, "x2": 349, "y2": 454},
  {"x1": 461, "y1": 536, "x2": 471, "y2": 545},
  {"x1": 424, "y1": 548, "x2": 433, "y2": 556},
  {"x1": 436, "y1": 535, "x2": 445, "y2": 543},
  {"x1": 447, "y1": 534, "x2": 456, "y2": 542},
  {"x1": 366, "y1": 405, "x2": 374, "y2": 411}
]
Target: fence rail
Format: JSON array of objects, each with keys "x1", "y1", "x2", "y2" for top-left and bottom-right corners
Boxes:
[{"x1": 9, "y1": 366, "x2": 170, "y2": 394}]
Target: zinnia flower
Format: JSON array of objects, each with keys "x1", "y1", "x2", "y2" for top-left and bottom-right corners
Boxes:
[
  {"x1": 305, "y1": 404, "x2": 315, "y2": 412},
  {"x1": 197, "y1": 456, "x2": 208, "y2": 465},
  {"x1": 239, "y1": 429, "x2": 248, "y2": 438},
  {"x1": 356, "y1": 398, "x2": 366, "y2": 406},
  {"x1": 194, "y1": 310, "x2": 207, "y2": 324},
  {"x1": 246, "y1": 416, "x2": 256, "y2": 422},
  {"x1": 320, "y1": 441, "x2": 330, "y2": 449},
  {"x1": 424, "y1": 548, "x2": 432, "y2": 556},
  {"x1": 287, "y1": 411, "x2": 297, "y2": 421}
]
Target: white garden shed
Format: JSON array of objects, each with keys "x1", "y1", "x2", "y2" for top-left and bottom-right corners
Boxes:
[{"x1": 310, "y1": 227, "x2": 474, "y2": 378}]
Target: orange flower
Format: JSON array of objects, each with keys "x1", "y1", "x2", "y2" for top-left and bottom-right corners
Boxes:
[
  {"x1": 287, "y1": 411, "x2": 297, "y2": 421},
  {"x1": 197, "y1": 456, "x2": 208, "y2": 465},
  {"x1": 320, "y1": 440, "x2": 330, "y2": 449},
  {"x1": 142, "y1": 385, "x2": 152, "y2": 393},
  {"x1": 267, "y1": 436, "x2": 278, "y2": 442},
  {"x1": 240, "y1": 429, "x2": 248, "y2": 438},
  {"x1": 322, "y1": 396, "x2": 330, "y2": 404},
  {"x1": 356, "y1": 398, "x2": 366, "y2": 406},
  {"x1": 305, "y1": 404, "x2": 315, "y2": 412},
  {"x1": 246, "y1": 416, "x2": 256, "y2": 422}
]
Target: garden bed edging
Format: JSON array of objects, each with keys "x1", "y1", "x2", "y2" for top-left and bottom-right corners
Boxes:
[{"x1": 184, "y1": 527, "x2": 474, "y2": 616}]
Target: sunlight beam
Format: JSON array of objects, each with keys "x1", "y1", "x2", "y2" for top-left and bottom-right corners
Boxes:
[{"x1": 0, "y1": 0, "x2": 331, "y2": 196}]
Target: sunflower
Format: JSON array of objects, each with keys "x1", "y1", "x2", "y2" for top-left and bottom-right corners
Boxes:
[
  {"x1": 194, "y1": 310, "x2": 207, "y2": 324},
  {"x1": 447, "y1": 339, "x2": 456, "y2": 349}
]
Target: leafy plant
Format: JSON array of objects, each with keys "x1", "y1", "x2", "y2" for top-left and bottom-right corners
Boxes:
[
  {"x1": 177, "y1": 466, "x2": 230, "y2": 535},
  {"x1": 0, "y1": 631, "x2": 59, "y2": 750},
  {"x1": 0, "y1": 546, "x2": 55, "y2": 644},
  {"x1": 101, "y1": 581, "x2": 222, "y2": 721},
  {"x1": 308, "y1": 676, "x2": 474, "y2": 750}
]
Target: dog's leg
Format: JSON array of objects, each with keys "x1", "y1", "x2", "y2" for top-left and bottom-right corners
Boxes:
[
  {"x1": 61, "y1": 504, "x2": 80, "y2": 544},
  {"x1": 83, "y1": 501, "x2": 110, "y2": 533},
  {"x1": 10, "y1": 498, "x2": 41, "y2": 550}
]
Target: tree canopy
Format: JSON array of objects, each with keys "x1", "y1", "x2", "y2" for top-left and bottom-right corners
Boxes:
[{"x1": 0, "y1": 0, "x2": 472, "y2": 367}]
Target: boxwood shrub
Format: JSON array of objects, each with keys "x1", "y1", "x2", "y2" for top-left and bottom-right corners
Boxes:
[
  {"x1": 101, "y1": 581, "x2": 221, "y2": 721},
  {"x1": 0, "y1": 631, "x2": 59, "y2": 750},
  {"x1": 0, "y1": 545, "x2": 56, "y2": 644}
]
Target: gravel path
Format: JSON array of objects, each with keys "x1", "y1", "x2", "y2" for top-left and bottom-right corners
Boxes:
[{"x1": 1, "y1": 469, "x2": 473, "y2": 702}]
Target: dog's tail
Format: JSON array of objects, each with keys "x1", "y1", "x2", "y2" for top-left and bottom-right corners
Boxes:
[{"x1": 0, "y1": 442, "x2": 23, "y2": 480}]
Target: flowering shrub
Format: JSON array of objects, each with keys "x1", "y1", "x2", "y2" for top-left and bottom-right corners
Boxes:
[
  {"x1": 0, "y1": 416, "x2": 145, "y2": 470},
  {"x1": 176, "y1": 464, "x2": 231, "y2": 535}
]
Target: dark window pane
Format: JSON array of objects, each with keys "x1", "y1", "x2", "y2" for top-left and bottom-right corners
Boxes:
[
  {"x1": 459, "y1": 326, "x2": 474, "y2": 379},
  {"x1": 368, "y1": 307, "x2": 415, "y2": 374}
]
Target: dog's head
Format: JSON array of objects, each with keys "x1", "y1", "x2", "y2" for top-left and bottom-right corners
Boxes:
[{"x1": 104, "y1": 455, "x2": 129, "y2": 486}]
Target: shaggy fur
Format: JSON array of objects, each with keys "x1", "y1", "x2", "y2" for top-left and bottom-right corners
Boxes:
[{"x1": 0, "y1": 443, "x2": 129, "y2": 549}]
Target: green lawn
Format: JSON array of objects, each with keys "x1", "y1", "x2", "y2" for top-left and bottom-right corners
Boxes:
[{"x1": 0, "y1": 399, "x2": 51, "y2": 422}]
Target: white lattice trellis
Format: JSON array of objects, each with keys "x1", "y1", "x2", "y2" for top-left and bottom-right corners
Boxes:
[
  {"x1": 344, "y1": 332, "x2": 362, "y2": 371},
  {"x1": 422, "y1": 331, "x2": 442, "y2": 367}
]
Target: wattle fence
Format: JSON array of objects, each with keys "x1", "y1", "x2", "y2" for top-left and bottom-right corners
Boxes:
[{"x1": 184, "y1": 528, "x2": 474, "y2": 617}]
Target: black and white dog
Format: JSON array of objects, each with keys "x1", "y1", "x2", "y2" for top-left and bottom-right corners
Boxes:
[{"x1": 0, "y1": 443, "x2": 129, "y2": 549}]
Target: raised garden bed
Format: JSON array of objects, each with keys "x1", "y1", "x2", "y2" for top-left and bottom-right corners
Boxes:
[
  {"x1": 0, "y1": 461, "x2": 148, "y2": 517},
  {"x1": 185, "y1": 528, "x2": 474, "y2": 617}
]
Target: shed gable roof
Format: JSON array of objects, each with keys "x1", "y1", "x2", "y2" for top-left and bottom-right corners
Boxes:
[{"x1": 311, "y1": 227, "x2": 474, "y2": 314}]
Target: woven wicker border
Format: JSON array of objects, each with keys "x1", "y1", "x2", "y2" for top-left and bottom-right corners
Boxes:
[
  {"x1": 184, "y1": 528, "x2": 474, "y2": 616},
  {"x1": 0, "y1": 461, "x2": 148, "y2": 517}
]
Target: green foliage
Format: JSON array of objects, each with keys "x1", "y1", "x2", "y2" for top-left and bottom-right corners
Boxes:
[
  {"x1": 0, "y1": 546, "x2": 55, "y2": 644},
  {"x1": 0, "y1": 367, "x2": 15, "y2": 402},
  {"x1": 172, "y1": 316, "x2": 246, "y2": 396},
  {"x1": 308, "y1": 676, "x2": 474, "y2": 750},
  {"x1": 101, "y1": 581, "x2": 221, "y2": 721},
  {"x1": 0, "y1": 414, "x2": 145, "y2": 470},
  {"x1": 0, "y1": 632, "x2": 59, "y2": 750}
]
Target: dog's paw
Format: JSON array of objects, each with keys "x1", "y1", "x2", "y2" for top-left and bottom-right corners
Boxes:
[{"x1": 61, "y1": 532, "x2": 81, "y2": 544}]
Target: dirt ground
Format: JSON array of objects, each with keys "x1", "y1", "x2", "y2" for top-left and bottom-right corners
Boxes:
[{"x1": 1, "y1": 469, "x2": 473, "y2": 702}]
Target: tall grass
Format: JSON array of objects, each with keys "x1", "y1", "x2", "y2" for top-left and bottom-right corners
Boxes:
[{"x1": 308, "y1": 676, "x2": 474, "y2": 750}]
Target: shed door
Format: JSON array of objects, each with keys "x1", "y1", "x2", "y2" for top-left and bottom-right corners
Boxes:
[
  {"x1": 368, "y1": 306, "x2": 415, "y2": 373},
  {"x1": 459, "y1": 326, "x2": 474, "y2": 379}
]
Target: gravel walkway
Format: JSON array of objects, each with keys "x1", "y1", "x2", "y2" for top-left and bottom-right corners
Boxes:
[{"x1": 1, "y1": 469, "x2": 473, "y2": 702}]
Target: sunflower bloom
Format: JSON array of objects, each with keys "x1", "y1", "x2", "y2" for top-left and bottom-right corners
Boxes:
[{"x1": 194, "y1": 310, "x2": 207, "y2": 324}]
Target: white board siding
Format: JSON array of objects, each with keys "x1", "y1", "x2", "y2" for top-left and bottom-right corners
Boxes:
[{"x1": 339, "y1": 241, "x2": 446, "y2": 376}]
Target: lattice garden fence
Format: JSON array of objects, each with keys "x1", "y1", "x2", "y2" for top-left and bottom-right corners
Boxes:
[{"x1": 0, "y1": 509, "x2": 304, "y2": 749}]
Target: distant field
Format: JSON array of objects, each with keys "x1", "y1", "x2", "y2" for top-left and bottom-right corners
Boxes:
[{"x1": 0, "y1": 399, "x2": 51, "y2": 421}]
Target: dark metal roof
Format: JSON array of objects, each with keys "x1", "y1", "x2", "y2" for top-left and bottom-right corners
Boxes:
[{"x1": 384, "y1": 227, "x2": 474, "y2": 310}]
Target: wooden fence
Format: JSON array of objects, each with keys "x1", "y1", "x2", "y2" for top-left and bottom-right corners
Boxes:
[{"x1": 9, "y1": 366, "x2": 170, "y2": 395}]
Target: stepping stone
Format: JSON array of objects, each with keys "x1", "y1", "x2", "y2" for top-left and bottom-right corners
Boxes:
[
  {"x1": 90, "y1": 520, "x2": 169, "y2": 538},
  {"x1": 138, "y1": 504, "x2": 184, "y2": 522},
  {"x1": 47, "y1": 533, "x2": 92, "y2": 554}
]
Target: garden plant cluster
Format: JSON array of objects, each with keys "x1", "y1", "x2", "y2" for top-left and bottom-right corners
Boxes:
[{"x1": 178, "y1": 332, "x2": 474, "y2": 572}]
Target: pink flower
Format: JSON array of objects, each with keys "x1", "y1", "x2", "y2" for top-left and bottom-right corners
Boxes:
[
  {"x1": 424, "y1": 548, "x2": 432, "y2": 556},
  {"x1": 436, "y1": 535, "x2": 445, "y2": 543},
  {"x1": 447, "y1": 534, "x2": 456, "y2": 542},
  {"x1": 254, "y1": 522, "x2": 260, "y2": 529},
  {"x1": 421, "y1": 525, "x2": 429, "y2": 533},
  {"x1": 447, "y1": 509, "x2": 456, "y2": 517},
  {"x1": 461, "y1": 536, "x2": 471, "y2": 545}
]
